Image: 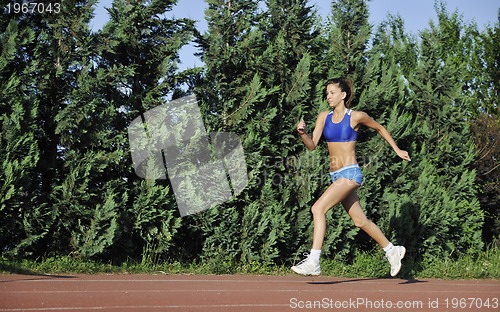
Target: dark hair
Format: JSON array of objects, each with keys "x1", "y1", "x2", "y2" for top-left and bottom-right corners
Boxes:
[{"x1": 326, "y1": 77, "x2": 354, "y2": 108}]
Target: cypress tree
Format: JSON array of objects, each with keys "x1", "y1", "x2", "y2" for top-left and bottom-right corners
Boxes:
[
  {"x1": 385, "y1": 4, "x2": 484, "y2": 260},
  {"x1": 354, "y1": 14, "x2": 416, "y2": 254},
  {"x1": 87, "y1": 0, "x2": 195, "y2": 261},
  {"x1": 245, "y1": 0, "x2": 322, "y2": 263},
  {"x1": 470, "y1": 11, "x2": 499, "y2": 244},
  {"x1": 478, "y1": 10, "x2": 499, "y2": 115},
  {"x1": 0, "y1": 0, "x2": 101, "y2": 257},
  {"x1": 195, "y1": 0, "x2": 263, "y2": 129},
  {"x1": 0, "y1": 15, "x2": 39, "y2": 254},
  {"x1": 471, "y1": 113, "x2": 500, "y2": 245},
  {"x1": 192, "y1": 0, "x2": 323, "y2": 265},
  {"x1": 0, "y1": 0, "x2": 196, "y2": 261},
  {"x1": 322, "y1": 0, "x2": 371, "y2": 96},
  {"x1": 191, "y1": 0, "x2": 270, "y2": 265}
]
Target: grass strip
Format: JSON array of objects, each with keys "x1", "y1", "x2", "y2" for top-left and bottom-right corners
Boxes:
[{"x1": 1, "y1": 248, "x2": 498, "y2": 279}]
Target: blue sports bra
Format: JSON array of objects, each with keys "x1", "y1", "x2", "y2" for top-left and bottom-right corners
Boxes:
[{"x1": 323, "y1": 109, "x2": 358, "y2": 142}]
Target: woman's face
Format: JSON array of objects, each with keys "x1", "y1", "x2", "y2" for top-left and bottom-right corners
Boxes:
[{"x1": 326, "y1": 83, "x2": 345, "y2": 109}]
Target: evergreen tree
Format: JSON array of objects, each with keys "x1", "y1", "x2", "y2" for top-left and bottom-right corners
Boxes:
[
  {"x1": 0, "y1": 13, "x2": 39, "y2": 254},
  {"x1": 196, "y1": 0, "x2": 263, "y2": 129},
  {"x1": 387, "y1": 4, "x2": 484, "y2": 260},
  {"x1": 355, "y1": 14, "x2": 416, "y2": 254},
  {"x1": 320, "y1": 1, "x2": 484, "y2": 263},
  {"x1": 192, "y1": 0, "x2": 323, "y2": 265},
  {"x1": 478, "y1": 10, "x2": 499, "y2": 115},
  {"x1": 0, "y1": 0, "x2": 101, "y2": 257},
  {"x1": 191, "y1": 0, "x2": 271, "y2": 265},
  {"x1": 86, "y1": 0, "x2": 195, "y2": 261},
  {"x1": 244, "y1": 0, "x2": 323, "y2": 263},
  {"x1": 470, "y1": 113, "x2": 499, "y2": 245},
  {"x1": 322, "y1": 0, "x2": 371, "y2": 97},
  {"x1": 261, "y1": 0, "x2": 326, "y2": 260},
  {"x1": 470, "y1": 11, "x2": 499, "y2": 244},
  {"x1": 0, "y1": 0, "x2": 196, "y2": 260}
]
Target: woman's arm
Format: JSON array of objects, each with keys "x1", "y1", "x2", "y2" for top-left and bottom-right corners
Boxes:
[
  {"x1": 355, "y1": 111, "x2": 411, "y2": 161},
  {"x1": 297, "y1": 112, "x2": 327, "y2": 151}
]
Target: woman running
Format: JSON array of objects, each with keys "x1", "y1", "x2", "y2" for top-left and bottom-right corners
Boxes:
[{"x1": 292, "y1": 77, "x2": 411, "y2": 277}]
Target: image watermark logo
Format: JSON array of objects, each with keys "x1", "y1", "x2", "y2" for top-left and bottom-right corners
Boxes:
[{"x1": 127, "y1": 95, "x2": 248, "y2": 217}]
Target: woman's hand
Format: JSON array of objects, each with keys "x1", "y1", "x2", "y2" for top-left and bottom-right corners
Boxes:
[
  {"x1": 297, "y1": 119, "x2": 307, "y2": 135},
  {"x1": 396, "y1": 149, "x2": 411, "y2": 161}
]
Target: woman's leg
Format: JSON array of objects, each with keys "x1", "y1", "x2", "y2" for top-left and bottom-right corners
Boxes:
[
  {"x1": 310, "y1": 178, "x2": 360, "y2": 250},
  {"x1": 341, "y1": 191, "x2": 406, "y2": 276},
  {"x1": 292, "y1": 178, "x2": 359, "y2": 275},
  {"x1": 341, "y1": 191, "x2": 389, "y2": 248}
]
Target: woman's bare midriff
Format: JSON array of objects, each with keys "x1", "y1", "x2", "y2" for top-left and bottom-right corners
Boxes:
[{"x1": 327, "y1": 141, "x2": 358, "y2": 172}]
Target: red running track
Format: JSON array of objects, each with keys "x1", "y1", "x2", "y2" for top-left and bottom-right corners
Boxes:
[{"x1": 0, "y1": 273, "x2": 499, "y2": 311}]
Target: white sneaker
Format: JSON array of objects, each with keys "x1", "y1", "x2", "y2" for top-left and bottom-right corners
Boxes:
[
  {"x1": 291, "y1": 254, "x2": 321, "y2": 276},
  {"x1": 386, "y1": 245, "x2": 406, "y2": 276}
]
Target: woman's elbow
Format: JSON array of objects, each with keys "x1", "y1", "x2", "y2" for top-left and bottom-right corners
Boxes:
[
  {"x1": 376, "y1": 126, "x2": 388, "y2": 135},
  {"x1": 307, "y1": 142, "x2": 318, "y2": 151}
]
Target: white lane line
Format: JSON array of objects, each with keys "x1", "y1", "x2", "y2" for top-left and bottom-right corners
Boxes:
[{"x1": 0, "y1": 303, "x2": 289, "y2": 311}]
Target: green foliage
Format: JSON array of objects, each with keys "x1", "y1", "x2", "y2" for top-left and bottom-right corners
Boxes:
[
  {"x1": 322, "y1": 0, "x2": 371, "y2": 95},
  {"x1": 0, "y1": 0, "x2": 193, "y2": 262},
  {"x1": 355, "y1": 6, "x2": 485, "y2": 263},
  {"x1": 471, "y1": 114, "x2": 500, "y2": 245},
  {"x1": 1, "y1": 7, "x2": 47, "y2": 255},
  {"x1": 130, "y1": 179, "x2": 181, "y2": 264},
  {"x1": 0, "y1": 0, "x2": 496, "y2": 274},
  {"x1": 70, "y1": 189, "x2": 119, "y2": 258}
]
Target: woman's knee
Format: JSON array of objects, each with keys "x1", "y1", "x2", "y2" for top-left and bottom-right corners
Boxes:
[
  {"x1": 311, "y1": 203, "x2": 327, "y2": 216},
  {"x1": 352, "y1": 216, "x2": 370, "y2": 229}
]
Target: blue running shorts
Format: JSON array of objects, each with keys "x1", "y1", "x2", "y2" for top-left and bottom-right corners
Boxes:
[{"x1": 329, "y1": 164, "x2": 363, "y2": 185}]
